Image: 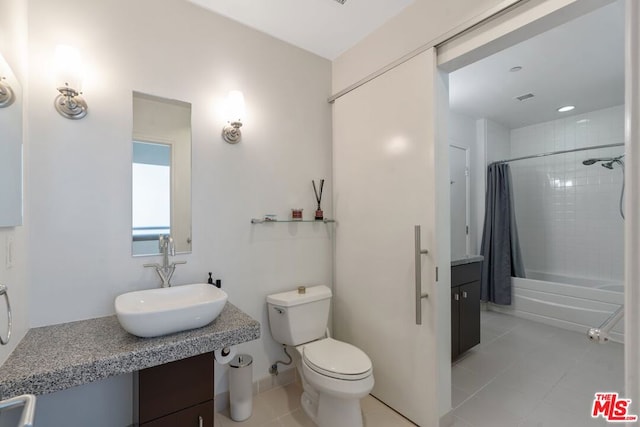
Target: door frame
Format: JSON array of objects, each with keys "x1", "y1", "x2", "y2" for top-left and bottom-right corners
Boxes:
[
  {"x1": 435, "y1": 0, "x2": 638, "y2": 416},
  {"x1": 624, "y1": 0, "x2": 640, "y2": 408},
  {"x1": 329, "y1": 0, "x2": 638, "y2": 421}
]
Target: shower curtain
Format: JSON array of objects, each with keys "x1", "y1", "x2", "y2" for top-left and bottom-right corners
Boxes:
[{"x1": 480, "y1": 163, "x2": 525, "y2": 305}]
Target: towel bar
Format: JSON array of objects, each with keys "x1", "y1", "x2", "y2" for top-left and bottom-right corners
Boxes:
[{"x1": 0, "y1": 394, "x2": 36, "y2": 427}]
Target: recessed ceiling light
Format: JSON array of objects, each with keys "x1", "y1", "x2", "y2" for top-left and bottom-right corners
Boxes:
[
  {"x1": 558, "y1": 105, "x2": 575, "y2": 113},
  {"x1": 509, "y1": 66, "x2": 523, "y2": 72}
]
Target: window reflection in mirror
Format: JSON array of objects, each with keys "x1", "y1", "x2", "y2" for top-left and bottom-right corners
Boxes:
[
  {"x1": 0, "y1": 52, "x2": 23, "y2": 226},
  {"x1": 132, "y1": 141, "x2": 171, "y2": 253},
  {"x1": 132, "y1": 92, "x2": 191, "y2": 256}
]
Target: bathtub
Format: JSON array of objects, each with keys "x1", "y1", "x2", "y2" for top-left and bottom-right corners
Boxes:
[{"x1": 489, "y1": 271, "x2": 624, "y2": 343}]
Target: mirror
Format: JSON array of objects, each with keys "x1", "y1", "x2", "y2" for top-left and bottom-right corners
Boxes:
[
  {"x1": 0, "y1": 53, "x2": 23, "y2": 227},
  {"x1": 449, "y1": 145, "x2": 470, "y2": 259},
  {"x1": 132, "y1": 92, "x2": 191, "y2": 256}
]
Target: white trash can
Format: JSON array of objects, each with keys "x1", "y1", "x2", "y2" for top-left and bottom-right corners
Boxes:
[{"x1": 229, "y1": 354, "x2": 253, "y2": 421}]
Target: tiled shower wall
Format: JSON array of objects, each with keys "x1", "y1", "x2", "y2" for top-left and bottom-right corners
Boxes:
[{"x1": 509, "y1": 105, "x2": 625, "y2": 282}]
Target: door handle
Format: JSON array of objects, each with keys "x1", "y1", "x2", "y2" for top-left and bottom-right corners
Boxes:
[
  {"x1": 198, "y1": 415, "x2": 203, "y2": 427},
  {"x1": 462, "y1": 291, "x2": 468, "y2": 299},
  {"x1": 454, "y1": 293, "x2": 460, "y2": 301},
  {"x1": 415, "y1": 225, "x2": 429, "y2": 325}
]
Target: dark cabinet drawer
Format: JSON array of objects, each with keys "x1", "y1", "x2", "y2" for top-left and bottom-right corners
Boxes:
[
  {"x1": 451, "y1": 262, "x2": 482, "y2": 287},
  {"x1": 138, "y1": 353, "x2": 214, "y2": 424},
  {"x1": 141, "y1": 400, "x2": 214, "y2": 427}
]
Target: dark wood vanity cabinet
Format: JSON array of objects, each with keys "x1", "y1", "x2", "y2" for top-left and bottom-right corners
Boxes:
[
  {"x1": 136, "y1": 352, "x2": 214, "y2": 426},
  {"x1": 451, "y1": 262, "x2": 481, "y2": 360}
]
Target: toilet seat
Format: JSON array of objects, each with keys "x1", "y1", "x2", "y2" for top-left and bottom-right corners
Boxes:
[{"x1": 302, "y1": 338, "x2": 372, "y2": 381}]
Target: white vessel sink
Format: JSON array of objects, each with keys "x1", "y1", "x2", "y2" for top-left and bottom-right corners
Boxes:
[{"x1": 115, "y1": 283, "x2": 228, "y2": 338}]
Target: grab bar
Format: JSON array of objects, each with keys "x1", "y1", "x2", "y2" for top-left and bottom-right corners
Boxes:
[
  {"x1": 0, "y1": 394, "x2": 36, "y2": 427},
  {"x1": 588, "y1": 305, "x2": 624, "y2": 343}
]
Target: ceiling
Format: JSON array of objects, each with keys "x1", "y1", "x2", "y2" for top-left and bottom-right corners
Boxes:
[
  {"x1": 187, "y1": 0, "x2": 413, "y2": 59},
  {"x1": 449, "y1": 1, "x2": 625, "y2": 129},
  {"x1": 185, "y1": 0, "x2": 623, "y2": 126}
]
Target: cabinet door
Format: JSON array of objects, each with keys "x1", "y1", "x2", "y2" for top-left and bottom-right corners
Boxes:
[
  {"x1": 141, "y1": 401, "x2": 213, "y2": 427},
  {"x1": 138, "y1": 353, "x2": 214, "y2": 423},
  {"x1": 459, "y1": 281, "x2": 480, "y2": 354},
  {"x1": 451, "y1": 287, "x2": 460, "y2": 360}
]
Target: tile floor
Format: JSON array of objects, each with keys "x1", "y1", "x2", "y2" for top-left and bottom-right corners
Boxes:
[
  {"x1": 216, "y1": 310, "x2": 625, "y2": 427},
  {"x1": 450, "y1": 310, "x2": 625, "y2": 427},
  {"x1": 214, "y1": 381, "x2": 415, "y2": 426}
]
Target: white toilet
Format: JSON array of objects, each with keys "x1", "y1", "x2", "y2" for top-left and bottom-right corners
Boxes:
[{"x1": 267, "y1": 285, "x2": 374, "y2": 427}]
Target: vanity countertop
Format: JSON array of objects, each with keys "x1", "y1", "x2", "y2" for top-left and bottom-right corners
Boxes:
[
  {"x1": 0, "y1": 302, "x2": 260, "y2": 398},
  {"x1": 451, "y1": 255, "x2": 484, "y2": 267}
]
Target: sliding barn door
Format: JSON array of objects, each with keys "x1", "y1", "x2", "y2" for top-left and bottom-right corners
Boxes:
[{"x1": 332, "y1": 48, "x2": 439, "y2": 426}]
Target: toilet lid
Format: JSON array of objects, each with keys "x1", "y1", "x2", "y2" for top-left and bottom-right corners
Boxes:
[{"x1": 303, "y1": 338, "x2": 372, "y2": 380}]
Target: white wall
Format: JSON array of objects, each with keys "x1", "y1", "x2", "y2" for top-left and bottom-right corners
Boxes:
[
  {"x1": 484, "y1": 119, "x2": 511, "y2": 164},
  {"x1": 36, "y1": 375, "x2": 133, "y2": 427},
  {"x1": 25, "y1": 0, "x2": 332, "y2": 424},
  {"x1": 510, "y1": 105, "x2": 625, "y2": 281},
  {"x1": 475, "y1": 118, "x2": 511, "y2": 253},
  {"x1": 0, "y1": 0, "x2": 29, "y2": 366}
]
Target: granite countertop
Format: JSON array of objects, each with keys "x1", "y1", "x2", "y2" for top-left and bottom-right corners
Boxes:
[
  {"x1": 451, "y1": 255, "x2": 484, "y2": 267},
  {"x1": 0, "y1": 302, "x2": 260, "y2": 399}
]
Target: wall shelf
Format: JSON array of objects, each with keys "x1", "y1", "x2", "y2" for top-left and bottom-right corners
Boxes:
[{"x1": 251, "y1": 218, "x2": 335, "y2": 224}]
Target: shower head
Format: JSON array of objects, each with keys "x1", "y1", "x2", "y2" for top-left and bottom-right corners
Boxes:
[
  {"x1": 602, "y1": 162, "x2": 614, "y2": 169},
  {"x1": 583, "y1": 156, "x2": 624, "y2": 167}
]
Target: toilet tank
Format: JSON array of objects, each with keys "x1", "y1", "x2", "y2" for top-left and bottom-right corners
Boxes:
[{"x1": 266, "y1": 285, "x2": 331, "y2": 346}]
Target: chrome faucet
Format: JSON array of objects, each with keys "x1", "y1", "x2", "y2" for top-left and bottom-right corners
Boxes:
[{"x1": 144, "y1": 235, "x2": 186, "y2": 287}]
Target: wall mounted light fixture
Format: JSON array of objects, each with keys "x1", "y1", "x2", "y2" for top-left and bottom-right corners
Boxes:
[
  {"x1": 0, "y1": 77, "x2": 15, "y2": 108},
  {"x1": 222, "y1": 90, "x2": 245, "y2": 144},
  {"x1": 54, "y1": 45, "x2": 87, "y2": 119}
]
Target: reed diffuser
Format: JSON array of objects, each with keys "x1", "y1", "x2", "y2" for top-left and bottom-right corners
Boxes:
[{"x1": 312, "y1": 179, "x2": 325, "y2": 220}]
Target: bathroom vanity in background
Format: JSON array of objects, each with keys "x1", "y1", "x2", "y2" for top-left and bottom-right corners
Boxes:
[{"x1": 451, "y1": 257, "x2": 483, "y2": 360}]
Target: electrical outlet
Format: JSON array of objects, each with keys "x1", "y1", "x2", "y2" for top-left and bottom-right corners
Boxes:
[{"x1": 5, "y1": 236, "x2": 13, "y2": 269}]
